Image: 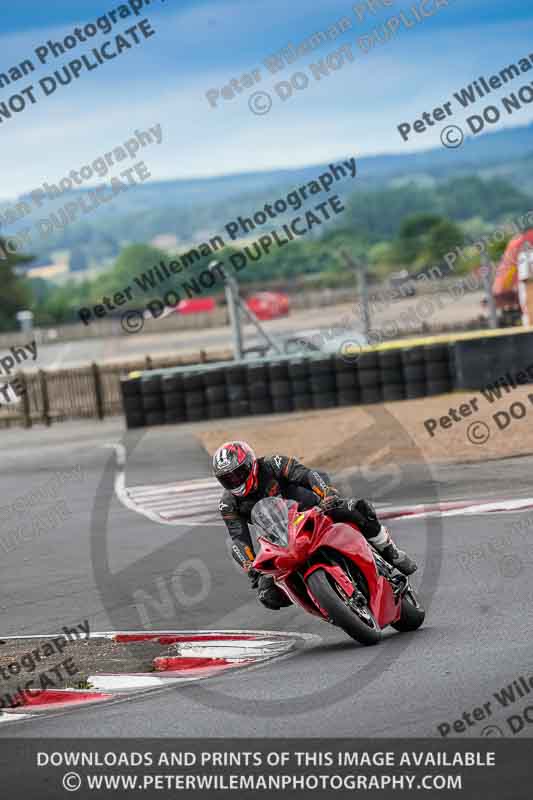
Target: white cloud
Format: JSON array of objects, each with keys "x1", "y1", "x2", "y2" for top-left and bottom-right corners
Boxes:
[{"x1": 0, "y1": 5, "x2": 531, "y2": 201}]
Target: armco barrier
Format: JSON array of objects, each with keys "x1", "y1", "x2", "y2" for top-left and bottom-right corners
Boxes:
[{"x1": 120, "y1": 343, "x2": 456, "y2": 429}]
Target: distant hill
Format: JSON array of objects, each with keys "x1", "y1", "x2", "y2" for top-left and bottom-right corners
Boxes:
[{"x1": 4, "y1": 121, "x2": 533, "y2": 266}]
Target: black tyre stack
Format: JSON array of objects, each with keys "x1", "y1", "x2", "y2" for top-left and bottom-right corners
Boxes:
[
  {"x1": 333, "y1": 356, "x2": 359, "y2": 407},
  {"x1": 121, "y1": 375, "x2": 144, "y2": 428},
  {"x1": 357, "y1": 352, "x2": 382, "y2": 405},
  {"x1": 401, "y1": 347, "x2": 426, "y2": 399},
  {"x1": 225, "y1": 364, "x2": 249, "y2": 418},
  {"x1": 204, "y1": 368, "x2": 228, "y2": 420},
  {"x1": 140, "y1": 374, "x2": 165, "y2": 426},
  {"x1": 246, "y1": 362, "x2": 273, "y2": 416},
  {"x1": 162, "y1": 372, "x2": 186, "y2": 424},
  {"x1": 288, "y1": 359, "x2": 313, "y2": 411},
  {"x1": 423, "y1": 344, "x2": 453, "y2": 395},
  {"x1": 182, "y1": 371, "x2": 206, "y2": 422},
  {"x1": 309, "y1": 356, "x2": 337, "y2": 409},
  {"x1": 378, "y1": 349, "x2": 406, "y2": 402},
  {"x1": 269, "y1": 360, "x2": 293, "y2": 413},
  {"x1": 120, "y1": 341, "x2": 459, "y2": 428}
]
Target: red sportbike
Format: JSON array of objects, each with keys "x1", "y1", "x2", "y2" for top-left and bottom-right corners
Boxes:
[{"x1": 252, "y1": 497, "x2": 425, "y2": 645}]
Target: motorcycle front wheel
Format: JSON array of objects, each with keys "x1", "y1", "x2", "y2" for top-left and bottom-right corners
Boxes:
[
  {"x1": 306, "y1": 568, "x2": 382, "y2": 646},
  {"x1": 390, "y1": 587, "x2": 425, "y2": 632}
]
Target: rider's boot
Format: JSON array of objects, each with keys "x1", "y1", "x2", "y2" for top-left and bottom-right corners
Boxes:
[
  {"x1": 367, "y1": 525, "x2": 418, "y2": 576},
  {"x1": 257, "y1": 575, "x2": 293, "y2": 610}
]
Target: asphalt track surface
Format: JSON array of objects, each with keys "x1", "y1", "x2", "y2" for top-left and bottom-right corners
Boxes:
[{"x1": 1, "y1": 418, "x2": 532, "y2": 739}]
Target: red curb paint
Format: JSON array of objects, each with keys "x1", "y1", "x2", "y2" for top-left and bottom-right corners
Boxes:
[
  {"x1": 0, "y1": 631, "x2": 295, "y2": 721},
  {"x1": 13, "y1": 689, "x2": 111, "y2": 708},
  {"x1": 114, "y1": 634, "x2": 259, "y2": 644},
  {"x1": 153, "y1": 656, "x2": 236, "y2": 672}
]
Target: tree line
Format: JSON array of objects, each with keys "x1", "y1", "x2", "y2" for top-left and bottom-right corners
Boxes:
[{"x1": 0, "y1": 175, "x2": 529, "y2": 330}]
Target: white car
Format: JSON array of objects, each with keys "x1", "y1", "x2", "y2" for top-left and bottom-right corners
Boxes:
[{"x1": 244, "y1": 328, "x2": 368, "y2": 360}]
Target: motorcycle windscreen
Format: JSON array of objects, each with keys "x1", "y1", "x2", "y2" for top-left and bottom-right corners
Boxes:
[{"x1": 251, "y1": 497, "x2": 298, "y2": 547}]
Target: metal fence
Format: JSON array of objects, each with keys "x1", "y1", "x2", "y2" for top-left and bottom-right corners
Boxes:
[
  {"x1": 0, "y1": 349, "x2": 232, "y2": 428},
  {"x1": 0, "y1": 278, "x2": 479, "y2": 350},
  {"x1": 0, "y1": 309, "x2": 230, "y2": 349}
]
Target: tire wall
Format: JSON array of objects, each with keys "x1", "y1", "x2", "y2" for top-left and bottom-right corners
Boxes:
[
  {"x1": 120, "y1": 331, "x2": 533, "y2": 428},
  {"x1": 453, "y1": 331, "x2": 533, "y2": 390}
]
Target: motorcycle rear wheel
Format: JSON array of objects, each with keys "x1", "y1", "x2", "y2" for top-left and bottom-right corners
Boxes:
[{"x1": 306, "y1": 568, "x2": 382, "y2": 646}]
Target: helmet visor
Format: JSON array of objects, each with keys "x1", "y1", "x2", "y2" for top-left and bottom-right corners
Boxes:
[{"x1": 217, "y1": 462, "x2": 252, "y2": 491}]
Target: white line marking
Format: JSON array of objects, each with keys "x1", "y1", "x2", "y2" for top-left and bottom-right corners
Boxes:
[
  {"x1": 104, "y1": 443, "x2": 195, "y2": 527},
  {"x1": 175, "y1": 640, "x2": 296, "y2": 659},
  {"x1": 127, "y1": 480, "x2": 218, "y2": 498},
  {"x1": 87, "y1": 674, "x2": 191, "y2": 691},
  {"x1": 0, "y1": 712, "x2": 32, "y2": 723},
  {"x1": 105, "y1": 441, "x2": 533, "y2": 529},
  {"x1": 105, "y1": 443, "x2": 221, "y2": 527},
  {"x1": 385, "y1": 497, "x2": 533, "y2": 522},
  {"x1": 129, "y1": 497, "x2": 218, "y2": 513}
]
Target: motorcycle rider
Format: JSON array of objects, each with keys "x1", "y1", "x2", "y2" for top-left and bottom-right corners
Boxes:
[{"x1": 213, "y1": 441, "x2": 417, "y2": 610}]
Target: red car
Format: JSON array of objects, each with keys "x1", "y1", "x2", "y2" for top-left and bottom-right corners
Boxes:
[
  {"x1": 176, "y1": 298, "x2": 216, "y2": 314},
  {"x1": 246, "y1": 291, "x2": 289, "y2": 320}
]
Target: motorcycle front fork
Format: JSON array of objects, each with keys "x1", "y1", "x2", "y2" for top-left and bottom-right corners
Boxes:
[{"x1": 372, "y1": 550, "x2": 409, "y2": 600}]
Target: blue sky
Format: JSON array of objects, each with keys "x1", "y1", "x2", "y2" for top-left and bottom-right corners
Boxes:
[{"x1": 1, "y1": 0, "x2": 532, "y2": 199}]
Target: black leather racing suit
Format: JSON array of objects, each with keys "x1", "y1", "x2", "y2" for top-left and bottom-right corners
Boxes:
[{"x1": 218, "y1": 455, "x2": 381, "y2": 609}]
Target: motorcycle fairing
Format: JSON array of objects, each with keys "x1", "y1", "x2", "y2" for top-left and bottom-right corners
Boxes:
[{"x1": 253, "y1": 504, "x2": 400, "y2": 626}]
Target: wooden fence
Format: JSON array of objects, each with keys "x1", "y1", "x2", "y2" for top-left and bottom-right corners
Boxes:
[{"x1": 0, "y1": 349, "x2": 232, "y2": 429}]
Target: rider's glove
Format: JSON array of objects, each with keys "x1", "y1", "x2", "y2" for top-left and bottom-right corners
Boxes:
[
  {"x1": 247, "y1": 567, "x2": 261, "y2": 589},
  {"x1": 320, "y1": 492, "x2": 344, "y2": 513},
  {"x1": 354, "y1": 498, "x2": 378, "y2": 521}
]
